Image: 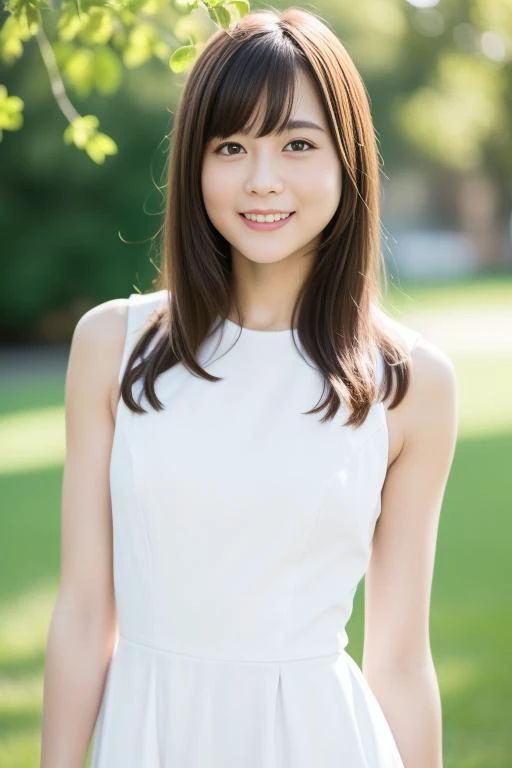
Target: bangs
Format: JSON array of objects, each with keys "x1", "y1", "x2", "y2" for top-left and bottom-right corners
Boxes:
[{"x1": 204, "y1": 34, "x2": 305, "y2": 141}]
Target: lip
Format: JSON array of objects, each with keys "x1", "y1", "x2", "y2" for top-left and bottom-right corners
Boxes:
[
  {"x1": 242, "y1": 209, "x2": 293, "y2": 215},
  {"x1": 239, "y1": 211, "x2": 295, "y2": 231}
]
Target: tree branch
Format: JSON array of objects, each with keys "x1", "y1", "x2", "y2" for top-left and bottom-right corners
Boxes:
[{"x1": 35, "y1": 24, "x2": 80, "y2": 124}]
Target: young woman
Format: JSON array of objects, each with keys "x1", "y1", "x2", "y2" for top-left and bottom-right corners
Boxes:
[{"x1": 40, "y1": 7, "x2": 458, "y2": 768}]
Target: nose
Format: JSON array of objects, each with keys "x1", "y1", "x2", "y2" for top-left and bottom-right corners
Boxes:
[{"x1": 244, "y1": 152, "x2": 284, "y2": 196}]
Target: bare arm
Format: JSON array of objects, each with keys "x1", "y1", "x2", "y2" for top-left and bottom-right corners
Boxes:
[
  {"x1": 363, "y1": 338, "x2": 458, "y2": 768},
  {"x1": 40, "y1": 298, "x2": 128, "y2": 768}
]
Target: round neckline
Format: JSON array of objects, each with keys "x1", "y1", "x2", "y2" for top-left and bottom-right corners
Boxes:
[{"x1": 223, "y1": 317, "x2": 296, "y2": 335}]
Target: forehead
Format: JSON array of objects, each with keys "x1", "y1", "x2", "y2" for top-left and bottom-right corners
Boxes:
[
  {"x1": 204, "y1": 59, "x2": 326, "y2": 141},
  {"x1": 240, "y1": 71, "x2": 326, "y2": 136},
  {"x1": 235, "y1": 118, "x2": 326, "y2": 137}
]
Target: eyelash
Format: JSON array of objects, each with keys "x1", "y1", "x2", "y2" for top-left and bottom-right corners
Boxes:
[{"x1": 214, "y1": 139, "x2": 316, "y2": 156}]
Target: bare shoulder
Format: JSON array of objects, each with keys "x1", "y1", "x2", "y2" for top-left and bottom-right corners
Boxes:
[
  {"x1": 373, "y1": 306, "x2": 421, "y2": 352},
  {"x1": 75, "y1": 295, "x2": 128, "y2": 337},
  {"x1": 70, "y1": 297, "x2": 130, "y2": 423},
  {"x1": 403, "y1": 335, "x2": 458, "y2": 451},
  {"x1": 409, "y1": 335, "x2": 457, "y2": 387},
  {"x1": 373, "y1": 307, "x2": 458, "y2": 463},
  {"x1": 375, "y1": 306, "x2": 456, "y2": 391}
]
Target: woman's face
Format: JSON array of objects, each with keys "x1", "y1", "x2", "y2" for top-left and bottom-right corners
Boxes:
[{"x1": 201, "y1": 68, "x2": 342, "y2": 268}]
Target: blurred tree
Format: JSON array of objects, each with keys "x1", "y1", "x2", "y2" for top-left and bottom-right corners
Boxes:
[
  {"x1": 323, "y1": 0, "x2": 511, "y2": 173},
  {"x1": 2, "y1": 0, "x2": 510, "y2": 173},
  {"x1": 1, "y1": 0, "x2": 510, "y2": 339},
  {"x1": 323, "y1": 0, "x2": 512, "y2": 267},
  {"x1": 0, "y1": 0, "x2": 250, "y2": 162}
]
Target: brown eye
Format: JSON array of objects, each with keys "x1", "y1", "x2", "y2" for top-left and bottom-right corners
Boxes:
[
  {"x1": 284, "y1": 139, "x2": 315, "y2": 152},
  {"x1": 215, "y1": 142, "x2": 244, "y2": 155},
  {"x1": 214, "y1": 138, "x2": 315, "y2": 155}
]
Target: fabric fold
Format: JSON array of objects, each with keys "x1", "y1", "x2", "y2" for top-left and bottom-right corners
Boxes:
[{"x1": 91, "y1": 638, "x2": 403, "y2": 767}]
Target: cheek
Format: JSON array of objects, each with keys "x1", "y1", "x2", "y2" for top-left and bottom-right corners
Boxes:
[
  {"x1": 300, "y1": 161, "x2": 342, "y2": 226},
  {"x1": 302, "y1": 159, "x2": 341, "y2": 198},
  {"x1": 201, "y1": 166, "x2": 229, "y2": 220},
  {"x1": 201, "y1": 165, "x2": 216, "y2": 206}
]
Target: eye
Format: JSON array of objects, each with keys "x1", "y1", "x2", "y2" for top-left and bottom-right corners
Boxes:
[
  {"x1": 284, "y1": 139, "x2": 315, "y2": 152},
  {"x1": 213, "y1": 139, "x2": 315, "y2": 155},
  {"x1": 215, "y1": 142, "x2": 244, "y2": 156}
]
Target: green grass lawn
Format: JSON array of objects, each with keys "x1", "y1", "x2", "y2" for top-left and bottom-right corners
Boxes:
[
  {"x1": 1, "y1": 274, "x2": 511, "y2": 767},
  {"x1": 383, "y1": 270, "x2": 512, "y2": 313}
]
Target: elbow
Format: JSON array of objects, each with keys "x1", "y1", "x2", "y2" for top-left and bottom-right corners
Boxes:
[{"x1": 363, "y1": 650, "x2": 435, "y2": 679}]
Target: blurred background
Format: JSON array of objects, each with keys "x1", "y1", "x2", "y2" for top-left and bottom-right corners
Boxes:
[{"x1": 0, "y1": 0, "x2": 511, "y2": 766}]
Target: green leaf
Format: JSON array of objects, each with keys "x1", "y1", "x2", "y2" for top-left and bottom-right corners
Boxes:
[
  {"x1": 93, "y1": 46, "x2": 123, "y2": 95},
  {"x1": 0, "y1": 11, "x2": 38, "y2": 65},
  {"x1": 6, "y1": 0, "x2": 43, "y2": 32},
  {"x1": 62, "y1": 114, "x2": 117, "y2": 163},
  {"x1": 227, "y1": 0, "x2": 250, "y2": 19},
  {"x1": 0, "y1": 17, "x2": 25, "y2": 65},
  {"x1": 62, "y1": 47, "x2": 95, "y2": 98},
  {"x1": 56, "y1": 9, "x2": 83, "y2": 42},
  {"x1": 215, "y1": 6, "x2": 232, "y2": 28},
  {"x1": 57, "y1": 5, "x2": 114, "y2": 45},
  {"x1": 63, "y1": 114, "x2": 99, "y2": 148},
  {"x1": 118, "y1": 0, "x2": 147, "y2": 12},
  {"x1": 122, "y1": 23, "x2": 157, "y2": 69},
  {"x1": 52, "y1": 40, "x2": 76, "y2": 69},
  {"x1": 84, "y1": 131, "x2": 118, "y2": 164},
  {"x1": 79, "y1": 7, "x2": 114, "y2": 45},
  {"x1": 0, "y1": 85, "x2": 24, "y2": 134},
  {"x1": 169, "y1": 43, "x2": 197, "y2": 73},
  {"x1": 208, "y1": 5, "x2": 232, "y2": 29}
]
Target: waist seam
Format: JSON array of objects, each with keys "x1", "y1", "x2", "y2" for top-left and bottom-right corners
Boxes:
[{"x1": 117, "y1": 633, "x2": 342, "y2": 666}]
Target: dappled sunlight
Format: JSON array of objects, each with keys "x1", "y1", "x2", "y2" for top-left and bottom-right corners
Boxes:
[
  {"x1": 0, "y1": 407, "x2": 64, "y2": 476},
  {"x1": 0, "y1": 730, "x2": 41, "y2": 768},
  {"x1": 0, "y1": 281, "x2": 510, "y2": 768},
  {"x1": 0, "y1": 581, "x2": 56, "y2": 663},
  {"x1": 436, "y1": 655, "x2": 480, "y2": 697},
  {"x1": 453, "y1": 355, "x2": 512, "y2": 439},
  {"x1": 0, "y1": 349, "x2": 511, "y2": 482},
  {"x1": 0, "y1": 582, "x2": 58, "y2": 767}
]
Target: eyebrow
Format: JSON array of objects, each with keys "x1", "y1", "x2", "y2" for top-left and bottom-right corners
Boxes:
[
  {"x1": 285, "y1": 119, "x2": 326, "y2": 133},
  {"x1": 237, "y1": 119, "x2": 326, "y2": 136}
]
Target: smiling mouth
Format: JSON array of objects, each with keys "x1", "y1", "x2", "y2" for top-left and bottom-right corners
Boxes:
[
  {"x1": 240, "y1": 212, "x2": 295, "y2": 221},
  {"x1": 238, "y1": 211, "x2": 295, "y2": 231}
]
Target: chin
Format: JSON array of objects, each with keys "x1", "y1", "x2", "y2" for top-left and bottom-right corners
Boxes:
[{"x1": 243, "y1": 253, "x2": 293, "y2": 265}]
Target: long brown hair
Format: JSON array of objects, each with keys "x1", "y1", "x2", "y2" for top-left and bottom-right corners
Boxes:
[{"x1": 120, "y1": 6, "x2": 412, "y2": 428}]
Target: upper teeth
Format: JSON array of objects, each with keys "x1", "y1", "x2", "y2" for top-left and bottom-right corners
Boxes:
[{"x1": 243, "y1": 212, "x2": 291, "y2": 223}]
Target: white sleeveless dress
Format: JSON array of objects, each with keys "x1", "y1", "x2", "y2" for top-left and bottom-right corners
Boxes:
[{"x1": 90, "y1": 288, "x2": 420, "y2": 767}]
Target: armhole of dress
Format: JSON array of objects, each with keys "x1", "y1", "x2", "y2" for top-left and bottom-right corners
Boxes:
[
  {"x1": 117, "y1": 293, "x2": 140, "y2": 387},
  {"x1": 117, "y1": 289, "x2": 168, "y2": 387},
  {"x1": 404, "y1": 328, "x2": 422, "y2": 358},
  {"x1": 374, "y1": 326, "x2": 422, "y2": 402},
  {"x1": 375, "y1": 346, "x2": 385, "y2": 393}
]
